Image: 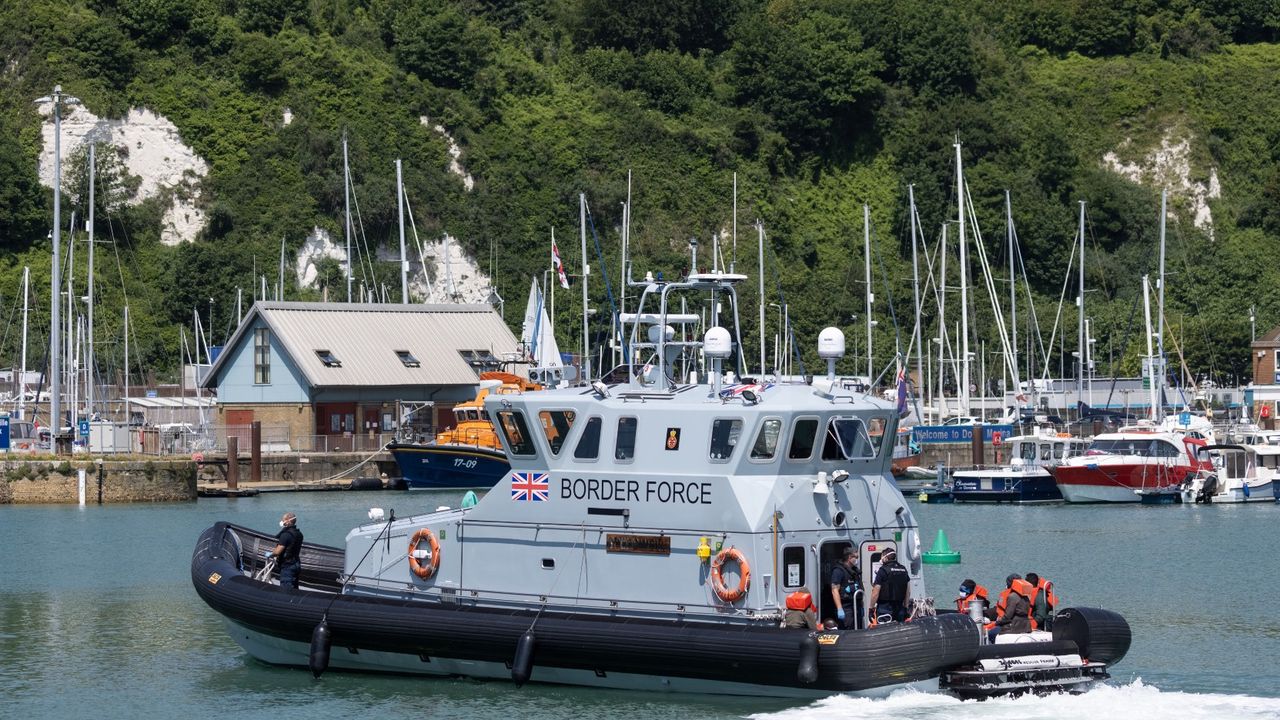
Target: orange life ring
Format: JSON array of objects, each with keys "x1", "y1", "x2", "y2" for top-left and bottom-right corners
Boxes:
[
  {"x1": 710, "y1": 547, "x2": 751, "y2": 603},
  {"x1": 1262, "y1": 404, "x2": 1272, "y2": 420},
  {"x1": 992, "y1": 431, "x2": 1003, "y2": 446},
  {"x1": 408, "y1": 528, "x2": 441, "y2": 580}
]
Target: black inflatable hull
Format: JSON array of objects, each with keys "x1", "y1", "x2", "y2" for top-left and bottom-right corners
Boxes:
[
  {"x1": 192, "y1": 522, "x2": 1131, "y2": 698},
  {"x1": 193, "y1": 523, "x2": 980, "y2": 696}
]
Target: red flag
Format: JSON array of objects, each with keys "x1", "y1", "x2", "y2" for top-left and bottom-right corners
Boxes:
[{"x1": 552, "y1": 238, "x2": 570, "y2": 289}]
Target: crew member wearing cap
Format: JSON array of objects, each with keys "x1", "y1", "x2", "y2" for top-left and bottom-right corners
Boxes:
[
  {"x1": 869, "y1": 548, "x2": 911, "y2": 623},
  {"x1": 267, "y1": 511, "x2": 304, "y2": 589}
]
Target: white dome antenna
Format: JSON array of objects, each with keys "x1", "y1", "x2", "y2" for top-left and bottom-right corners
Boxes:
[
  {"x1": 818, "y1": 327, "x2": 845, "y2": 380},
  {"x1": 704, "y1": 327, "x2": 732, "y2": 397}
]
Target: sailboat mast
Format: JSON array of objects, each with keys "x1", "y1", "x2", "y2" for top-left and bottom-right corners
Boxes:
[
  {"x1": 48, "y1": 86, "x2": 68, "y2": 435},
  {"x1": 66, "y1": 210, "x2": 75, "y2": 423},
  {"x1": 864, "y1": 204, "x2": 872, "y2": 379},
  {"x1": 87, "y1": 142, "x2": 95, "y2": 418},
  {"x1": 939, "y1": 223, "x2": 948, "y2": 419},
  {"x1": 1078, "y1": 200, "x2": 1086, "y2": 411},
  {"x1": 343, "y1": 131, "x2": 353, "y2": 303},
  {"x1": 1006, "y1": 190, "x2": 1018, "y2": 399},
  {"x1": 1143, "y1": 275, "x2": 1157, "y2": 421},
  {"x1": 1157, "y1": 189, "x2": 1167, "y2": 410},
  {"x1": 123, "y1": 305, "x2": 130, "y2": 425},
  {"x1": 397, "y1": 158, "x2": 408, "y2": 303},
  {"x1": 909, "y1": 186, "x2": 923, "y2": 417},
  {"x1": 579, "y1": 194, "x2": 590, "y2": 385},
  {"x1": 19, "y1": 267, "x2": 29, "y2": 421},
  {"x1": 956, "y1": 140, "x2": 970, "y2": 412},
  {"x1": 757, "y1": 221, "x2": 766, "y2": 377}
]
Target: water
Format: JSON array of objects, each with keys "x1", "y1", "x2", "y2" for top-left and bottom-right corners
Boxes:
[{"x1": 2, "y1": 493, "x2": 1279, "y2": 719}]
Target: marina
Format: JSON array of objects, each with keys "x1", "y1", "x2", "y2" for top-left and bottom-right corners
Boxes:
[{"x1": 5, "y1": 494, "x2": 1280, "y2": 718}]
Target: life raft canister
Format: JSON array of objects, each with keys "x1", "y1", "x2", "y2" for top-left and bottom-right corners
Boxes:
[
  {"x1": 408, "y1": 528, "x2": 441, "y2": 580},
  {"x1": 710, "y1": 546, "x2": 751, "y2": 603},
  {"x1": 785, "y1": 590, "x2": 816, "y2": 612}
]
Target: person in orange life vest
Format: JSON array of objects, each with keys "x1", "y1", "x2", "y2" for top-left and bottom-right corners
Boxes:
[
  {"x1": 986, "y1": 574, "x2": 1032, "y2": 642},
  {"x1": 783, "y1": 589, "x2": 820, "y2": 630},
  {"x1": 955, "y1": 579, "x2": 990, "y2": 613},
  {"x1": 1025, "y1": 572, "x2": 1055, "y2": 630}
]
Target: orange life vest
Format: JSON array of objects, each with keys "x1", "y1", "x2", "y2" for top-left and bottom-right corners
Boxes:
[
  {"x1": 983, "y1": 587, "x2": 1011, "y2": 630},
  {"x1": 985, "y1": 582, "x2": 1035, "y2": 630},
  {"x1": 785, "y1": 590, "x2": 816, "y2": 612},
  {"x1": 1034, "y1": 578, "x2": 1057, "y2": 610},
  {"x1": 955, "y1": 584, "x2": 990, "y2": 612}
]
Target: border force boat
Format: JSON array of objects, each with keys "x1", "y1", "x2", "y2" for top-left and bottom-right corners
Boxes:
[{"x1": 194, "y1": 271, "x2": 1130, "y2": 698}]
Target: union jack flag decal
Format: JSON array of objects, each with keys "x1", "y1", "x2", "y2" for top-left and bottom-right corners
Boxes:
[{"x1": 510, "y1": 471, "x2": 550, "y2": 502}]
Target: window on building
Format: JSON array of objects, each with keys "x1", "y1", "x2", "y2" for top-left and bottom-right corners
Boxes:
[
  {"x1": 788, "y1": 418, "x2": 819, "y2": 460},
  {"x1": 253, "y1": 328, "x2": 270, "y2": 384},
  {"x1": 459, "y1": 349, "x2": 502, "y2": 374},
  {"x1": 316, "y1": 349, "x2": 341, "y2": 368},
  {"x1": 615, "y1": 417, "x2": 638, "y2": 461},
  {"x1": 396, "y1": 350, "x2": 420, "y2": 368},
  {"x1": 496, "y1": 410, "x2": 536, "y2": 456},
  {"x1": 538, "y1": 410, "x2": 577, "y2": 456},
  {"x1": 709, "y1": 418, "x2": 743, "y2": 462},
  {"x1": 750, "y1": 418, "x2": 783, "y2": 460},
  {"x1": 574, "y1": 416, "x2": 602, "y2": 460}
]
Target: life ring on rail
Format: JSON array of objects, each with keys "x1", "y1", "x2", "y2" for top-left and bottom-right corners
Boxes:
[
  {"x1": 710, "y1": 547, "x2": 751, "y2": 603},
  {"x1": 408, "y1": 528, "x2": 441, "y2": 580},
  {"x1": 992, "y1": 431, "x2": 1003, "y2": 446}
]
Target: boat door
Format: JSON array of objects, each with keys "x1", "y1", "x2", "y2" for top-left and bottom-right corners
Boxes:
[
  {"x1": 817, "y1": 541, "x2": 853, "y2": 627},
  {"x1": 859, "y1": 539, "x2": 898, "y2": 627}
]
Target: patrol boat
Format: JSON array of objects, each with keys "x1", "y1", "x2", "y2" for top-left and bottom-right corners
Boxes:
[{"x1": 192, "y1": 271, "x2": 1131, "y2": 698}]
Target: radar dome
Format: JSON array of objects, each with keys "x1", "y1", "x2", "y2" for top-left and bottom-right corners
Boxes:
[
  {"x1": 818, "y1": 327, "x2": 846, "y2": 359},
  {"x1": 647, "y1": 324, "x2": 676, "y2": 343},
  {"x1": 703, "y1": 327, "x2": 733, "y2": 358}
]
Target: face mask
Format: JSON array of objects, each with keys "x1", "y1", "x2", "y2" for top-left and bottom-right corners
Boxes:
[
  {"x1": 279, "y1": 521, "x2": 287, "y2": 528},
  {"x1": 958, "y1": 587, "x2": 971, "y2": 596}
]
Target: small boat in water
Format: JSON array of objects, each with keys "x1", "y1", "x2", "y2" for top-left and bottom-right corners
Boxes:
[
  {"x1": 388, "y1": 372, "x2": 541, "y2": 489},
  {"x1": 193, "y1": 271, "x2": 1130, "y2": 698},
  {"x1": 951, "y1": 431, "x2": 1088, "y2": 504},
  {"x1": 1053, "y1": 423, "x2": 1210, "y2": 503},
  {"x1": 1179, "y1": 444, "x2": 1280, "y2": 504}
]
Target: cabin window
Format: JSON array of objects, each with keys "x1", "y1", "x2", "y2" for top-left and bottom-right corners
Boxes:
[
  {"x1": 1019, "y1": 442, "x2": 1037, "y2": 461},
  {"x1": 709, "y1": 418, "x2": 743, "y2": 462},
  {"x1": 782, "y1": 546, "x2": 806, "y2": 588},
  {"x1": 315, "y1": 349, "x2": 341, "y2": 368},
  {"x1": 253, "y1": 328, "x2": 270, "y2": 384},
  {"x1": 1152, "y1": 440, "x2": 1181, "y2": 458},
  {"x1": 1053, "y1": 442, "x2": 1066, "y2": 460},
  {"x1": 750, "y1": 418, "x2": 783, "y2": 460},
  {"x1": 538, "y1": 410, "x2": 577, "y2": 456},
  {"x1": 496, "y1": 410, "x2": 537, "y2": 456},
  {"x1": 867, "y1": 417, "x2": 888, "y2": 454},
  {"x1": 615, "y1": 417, "x2": 638, "y2": 461},
  {"x1": 788, "y1": 418, "x2": 819, "y2": 460},
  {"x1": 1040, "y1": 444, "x2": 1051, "y2": 461},
  {"x1": 574, "y1": 416, "x2": 602, "y2": 460},
  {"x1": 822, "y1": 417, "x2": 876, "y2": 460},
  {"x1": 395, "y1": 350, "x2": 421, "y2": 368}
]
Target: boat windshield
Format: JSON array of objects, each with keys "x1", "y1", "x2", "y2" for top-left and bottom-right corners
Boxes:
[
  {"x1": 1087, "y1": 438, "x2": 1182, "y2": 457},
  {"x1": 822, "y1": 417, "x2": 877, "y2": 461}
]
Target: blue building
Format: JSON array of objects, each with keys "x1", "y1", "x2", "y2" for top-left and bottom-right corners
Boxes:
[{"x1": 201, "y1": 302, "x2": 519, "y2": 451}]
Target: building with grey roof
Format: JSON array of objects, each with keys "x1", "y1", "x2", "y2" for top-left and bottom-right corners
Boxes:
[{"x1": 201, "y1": 302, "x2": 519, "y2": 451}]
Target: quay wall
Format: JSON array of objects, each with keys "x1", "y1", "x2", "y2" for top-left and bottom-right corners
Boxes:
[
  {"x1": 0, "y1": 459, "x2": 197, "y2": 504},
  {"x1": 194, "y1": 452, "x2": 397, "y2": 485}
]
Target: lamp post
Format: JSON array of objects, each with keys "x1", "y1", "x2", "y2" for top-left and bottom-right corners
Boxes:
[{"x1": 35, "y1": 85, "x2": 80, "y2": 450}]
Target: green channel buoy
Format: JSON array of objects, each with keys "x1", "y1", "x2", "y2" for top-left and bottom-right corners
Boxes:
[
  {"x1": 922, "y1": 529, "x2": 961, "y2": 564},
  {"x1": 461, "y1": 490, "x2": 479, "y2": 509}
]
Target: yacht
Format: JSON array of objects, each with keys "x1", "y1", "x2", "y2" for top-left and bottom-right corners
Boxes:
[{"x1": 950, "y1": 430, "x2": 1088, "y2": 503}]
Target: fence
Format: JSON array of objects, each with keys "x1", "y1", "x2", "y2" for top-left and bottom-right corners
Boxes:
[{"x1": 75, "y1": 423, "x2": 398, "y2": 456}]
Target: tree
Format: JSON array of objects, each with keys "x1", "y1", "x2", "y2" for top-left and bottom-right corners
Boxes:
[
  {"x1": 61, "y1": 143, "x2": 141, "y2": 221},
  {"x1": 729, "y1": 7, "x2": 884, "y2": 152},
  {"x1": 392, "y1": 0, "x2": 497, "y2": 90}
]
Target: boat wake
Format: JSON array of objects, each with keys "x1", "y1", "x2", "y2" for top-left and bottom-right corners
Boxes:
[{"x1": 748, "y1": 680, "x2": 1280, "y2": 720}]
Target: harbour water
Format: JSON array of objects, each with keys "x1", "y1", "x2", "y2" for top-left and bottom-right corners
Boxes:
[{"x1": 2, "y1": 492, "x2": 1279, "y2": 719}]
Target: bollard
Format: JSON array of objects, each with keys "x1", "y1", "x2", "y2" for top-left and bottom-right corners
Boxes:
[
  {"x1": 971, "y1": 422, "x2": 984, "y2": 467},
  {"x1": 250, "y1": 421, "x2": 262, "y2": 483},
  {"x1": 227, "y1": 435, "x2": 239, "y2": 490}
]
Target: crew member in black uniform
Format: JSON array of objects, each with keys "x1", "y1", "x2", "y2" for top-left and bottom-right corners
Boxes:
[
  {"x1": 268, "y1": 511, "x2": 304, "y2": 589},
  {"x1": 870, "y1": 548, "x2": 910, "y2": 623},
  {"x1": 829, "y1": 546, "x2": 862, "y2": 628}
]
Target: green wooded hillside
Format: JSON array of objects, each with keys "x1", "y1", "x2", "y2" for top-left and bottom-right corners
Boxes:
[{"x1": 1, "y1": 0, "x2": 1278, "y2": 390}]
